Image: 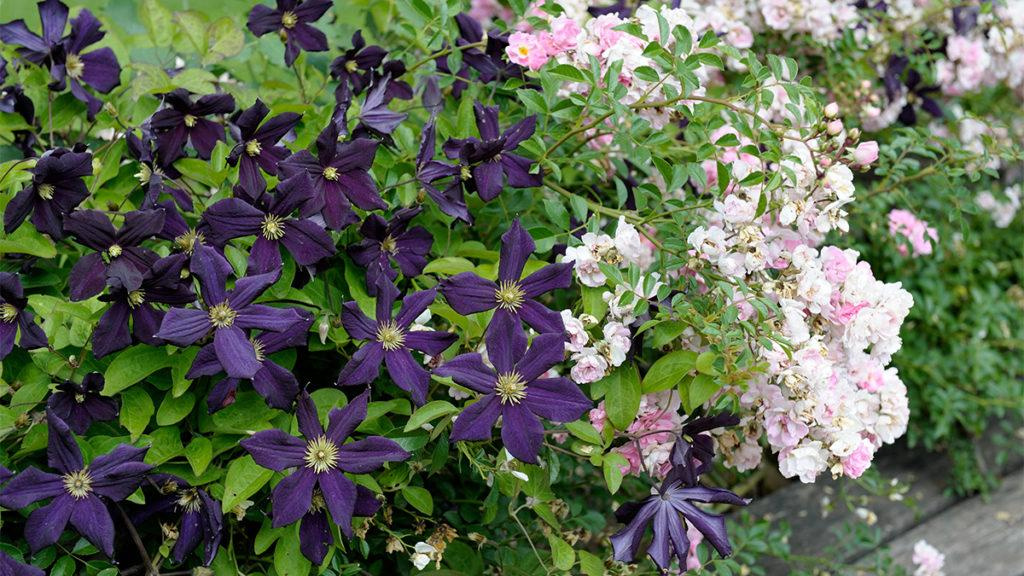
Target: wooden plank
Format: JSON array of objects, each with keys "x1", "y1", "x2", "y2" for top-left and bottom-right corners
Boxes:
[{"x1": 882, "y1": 470, "x2": 1024, "y2": 576}]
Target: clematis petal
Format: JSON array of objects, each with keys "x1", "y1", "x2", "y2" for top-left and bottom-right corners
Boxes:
[
  {"x1": 440, "y1": 272, "x2": 497, "y2": 315},
  {"x1": 484, "y1": 309, "x2": 526, "y2": 375},
  {"x1": 156, "y1": 307, "x2": 211, "y2": 346},
  {"x1": 299, "y1": 509, "x2": 333, "y2": 564},
  {"x1": 403, "y1": 330, "x2": 457, "y2": 357},
  {"x1": 610, "y1": 499, "x2": 657, "y2": 563},
  {"x1": 69, "y1": 495, "x2": 116, "y2": 557},
  {"x1": 522, "y1": 377, "x2": 590, "y2": 423},
  {"x1": 517, "y1": 299, "x2": 566, "y2": 335},
  {"x1": 394, "y1": 288, "x2": 436, "y2": 328},
  {"x1": 235, "y1": 304, "x2": 304, "y2": 333},
  {"x1": 520, "y1": 262, "x2": 573, "y2": 298},
  {"x1": 46, "y1": 411, "x2": 84, "y2": 474},
  {"x1": 228, "y1": 271, "x2": 281, "y2": 308},
  {"x1": 385, "y1": 348, "x2": 430, "y2": 405},
  {"x1": 25, "y1": 493, "x2": 74, "y2": 553},
  {"x1": 335, "y1": 437, "x2": 410, "y2": 474},
  {"x1": 471, "y1": 160, "x2": 503, "y2": 202},
  {"x1": 497, "y1": 219, "x2": 535, "y2": 282},
  {"x1": 240, "y1": 429, "x2": 307, "y2": 471},
  {"x1": 336, "y1": 341, "x2": 384, "y2": 386},
  {"x1": 340, "y1": 301, "x2": 376, "y2": 340},
  {"x1": 326, "y1": 390, "x2": 369, "y2": 444},
  {"x1": 434, "y1": 353, "x2": 496, "y2": 394},
  {"x1": 68, "y1": 252, "x2": 108, "y2": 301},
  {"x1": 0, "y1": 467, "x2": 64, "y2": 509},
  {"x1": 252, "y1": 361, "x2": 300, "y2": 410},
  {"x1": 499, "y1": 404, "x2": 544, "y2": 464},
  {"x1": 514, "y1": 332, "x2": 566, "y2": 382},
  {"x1": 295, "y1": 391, "x2": 324, "y2": 439},
  {"x1": 450, "y1": 394, "x2": 501, "y2": 442},
  {"x1": 281, "y1": 218, "x2": 336, "y2": 267},
  {"x1": 214, "y1": 325, "x2": 262, "y2": 379},
  {"x1": 317, "y1": 471, "x2": 357, "y2": 537},
  {"x1": 271, "y1": 468, "x2": 316, "y2": 528}
]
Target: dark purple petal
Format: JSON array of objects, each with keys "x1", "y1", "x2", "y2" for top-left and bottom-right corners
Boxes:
[
  {"x1": 335, "y1": 437, "x2": 409, "y2": 474},
  {"x1": 299, "y1": 509, "x2": 332, "y2": 564},
  {"x1": 384, "y1": 348, "x2": 429, "y2": 405},
  {"x1": 241, "y1": 430, "x2": 307, "y2": 471},
  {"x1": 514, "y1": 332, "x2": 565, "y2": 382},
  {"x1": 473, "y1": 102, "x2": 500, "y2": 141},
  {"x1": 235, "y1": 304, "x2": 305, "y2": 333},
  {"x1": 2, "y1": 189, "x2": 34, "y2": 234},
  {"x1": 518, "y1": 299, "x2": 566, "y2": 334},
  {"x1": 271, "y1": 468, "x2": 316, "y2": 527},
  {"x1": 281, "y1": 219, "x2": 336, "y2": 266},
  {"x1": 394, "y1": 288, "x2": 436, "y2": 328},
  {"x1": 252, "y1": 361, "x2": 300, "y2": 410},
  {"x1": 317, "y1": 471, "x2": 357, "y2": 537},
  {"x1": 450, "y1": 394, "x2": 501, "y2": 442},
  {"x1": 247, "y1": 236, "x2": 282, "y2": 275},
  {"x1": 326, "y1": 390, "x2": 369, "y2": 444},
  {"x1": 117, "y1": 209, "x2": 166, "y2": 246},
  {"x1": 68, "y1": 252, "x2": 108, "y2": 301},
  {"x1": 46, "y1": 411, "x2": 83, "y2": 474},
  {"x1": 156, "y1": 308, "x2": 212, "y2": 346},
  {"x1": 247, "y1": 4, "x2": 282, "y2": 36},
  {"x1": 434, "y1": 353, "x2": 495, "y2": 394},
  {"x1": 403, "y1": 330, "x2": 456, "y2": 356},
  {"x1": 214, "y1": 325, "x2": 262, "y2": 379},
  {"x1": 471, "y1": 160, "x2": 503, "y2": 202},
  {"x1": 25, "y1": 493, "x2": 73, "y2": 552},
  {"x1": 500, "y1": 404, "x2": 544, "y2": 463},
  {"x1": 646, "y1": 503, "x2": 684, "y2": 570},
  {"x1": 502, "y1": 115, "x2": 536, "y2": 149},
  {"x1": 610, "y1": 500, "x2": 657, "y2": 563},
  {"x1": 295, "y1": 391, "x2": 325, "y2": 439},
  {"x1": 88, "y1": 446, "x2": 151, "y2": 500},
  {"x1": 69, "y1": 494, "x2": 116, "y2": 556},
  {"x1": 0, "y1": 467, "x2": 63, "y2": 509},
  {"x1": 202, "y1": 198, "x2": 264, "y2": 242},
  {"x1": 485, "y1": 309, "x2": 526, "y2": 375},
  {"x1": 228, "y1": 271, "x2": 280, "y2": 308},
  {"x1": 340, "y1": 301, "x2": 376, "y2": 340},
  {"x1": 522, "y1": 377, "x2": 590, "y2": 423},
  {"x1": 91, "y1": 301, "x2": 131, "y2": 358},
  {"x1": 353, "y1": 484, "x2": 381, "y2": 516},
  {"x1": 497, "y1": 220, "x2": 535, "y2": 282},
  {"x1": 520, "y1": 262, "x2": 573, "y2": 297},
  {"x1": 672, "y1": 500, "x2": 732, "y2": 557},
  {"x1": 63, "y1": 209, "x2": 116, "y2": 250},
  {"x1": 79, "y1": 47, "x2": 121, "y2": 93},
  {"x1": 336, "y1": 341, "x2": 384, "y2": 385},
  {"x1": 502, "y1": 153, "x2": 542, "y2": 188},
  {"x1": 440, "y1": 272, "x2": 498, "y2": 315}
]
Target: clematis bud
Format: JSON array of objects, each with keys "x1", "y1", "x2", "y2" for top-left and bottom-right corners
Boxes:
[{"x1": 318, "y1": 315, "x2": 331, "y2": 344}]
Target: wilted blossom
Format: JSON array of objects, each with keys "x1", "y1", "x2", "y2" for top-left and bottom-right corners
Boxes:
[
  {"x1": 63, "y1": 208, "x2": 165, "y2": 301},
  {"x1": 348, "y1": 206, "x2": 433, "y2": 295},
  {"x1": 442, "y1": 102, "x2": 541, "y2": 202},
  {"x1": 125, "y1": 131, "x2": 192, "y2": 211},
  {"x1": 150, "y1": 88, "x2": 236, "y2": 165},
  {"x1": 248, "y1": 0, "x2": 333, "y2": 67},
  {"x1": 93, "y1": 253, "x2": 195, "y2": 358},
  {"x1": 337, "y1": 282, "x2": 456, "y2": 405},
  {"x1": 155, "y1": 270, "x2": 307, "y2": 379},
  {"x1": 133, "y1": 474, "x2": 223, "y2": 566},
  {"x1": 189, "y1": 311, "x2": 313, "y2": 412},
  {"x1": 435, "y1": 312, "x2": 589, "y2": 463},
  {"x1": 0, "y1": 272, "x2": 48, "y2": 361},
  {"x1": 3, "y1": 146, "x2": 92, "y2": 239},
  {"x1": 0, "y1": 551, "x2": 44, "y2": 576},
  {"x1": 227, "y1": 99, "x2": 302, "y2": 196},
  {"x1": 46, "y1": 372, "x2": 119, "y2": 434},
  {"x1": 0, "y1": 411, "x2": 151, "y2": 556},
  {"x1": 202, "y1": 174, "x2": 336, "y2": 273},
  {"x1": 279, "y1": 122, "x2": 382, "y2": 230},
  {"x1": 441, "y1": 219, "x2": 572, "y2": 336},
  {"x1": 240, "y1": 391, "x2": 408, "y2": 562},
  {"x1": 330, "y1": 30, "x2": 387, "y2": 97}
]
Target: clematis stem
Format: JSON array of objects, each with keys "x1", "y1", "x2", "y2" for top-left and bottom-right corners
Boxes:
[{"x1": 115, "y1": 502, "x2": 157, "y2": 576}]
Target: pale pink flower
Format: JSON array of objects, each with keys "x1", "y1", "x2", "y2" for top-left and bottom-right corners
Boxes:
[
  {"x1": 841, "y1": 441, "x2": 874, "y2": 478},
  {"x1": 506, "y1": 32, "x2": 550, "y2": 70},
  {"x1": 912, "y1": 540, "x2": 945, "y2": 576},
  {"x1": 853, "y1": 141, "x2": 879, "y2": 165},
  {"x1": 570, "y1": 348, "x2": 608, "y2": 383}
]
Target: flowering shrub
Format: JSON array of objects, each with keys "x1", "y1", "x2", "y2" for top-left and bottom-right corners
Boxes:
[{"x1": 0, "y1": 0, "x2": 1019, "y2": 574}]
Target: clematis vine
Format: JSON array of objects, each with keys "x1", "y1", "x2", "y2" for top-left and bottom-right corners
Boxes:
[
  {"x1": 3, "y1": 146, "x2": 92, "y2": 239},
  {"x1": 0, "y1": 412, "x2": 151, "y2": 556},
  {"x1": 202, "y1": 173, "x2": 336, "y2": 274},
  {"x1": 348, "y1": 206, "x2": 433, "y2": 295},
  {"x1": 46, "y1": 372, "x2": 119, "y2": 434},
  {"x1": 188, "y1": 311, "x2": 313, "y2": 412},
  {"x1": 435, "y1": 312, "x2": 590, "y2": 463},
  {"x1": 227, "y1": 99, "x2": 302, "y2": 196},
  {"x1": 133, "y1": 474, "x2": 223, "y2": 566},
  {"x1": 155, "y1": 270, "x2": 307, "y2": 379},
  {"x1": 441, "y1": 219, "x2": 572, "y2": 336},
  {"x1": 247, "y1": 0, "x2": 333, "y2": 67},
  {"x1": 0, "y1": 272, "x2": 48, "y2": 361},
  {"x1": 239, "y1": 391, "x2": 408, "y2": 557},
  {"x1": 337, "y1": 282, "x2": 456, "y2": 405},
  {"x1": 150, "y1": 88, "x2": 236, "y2": 165},
  {"x1": 63, "y1": 208, "x2": 165, "y2": 301},
  {"x1": 278, "y1": 122, "x2": 382, "y2": 230}
]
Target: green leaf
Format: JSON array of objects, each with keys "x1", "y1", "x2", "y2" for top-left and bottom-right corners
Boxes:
[
  {"x1": 222, "y1": 455, "x2": 274, "y2": 513},
  {"x1": 274, "y1": 526, "x2": 312, "y2": 576},
  {"x1": 642, "y1": 350, "x2": 697, "y2": 393},
  {"x1": 695, "y1": 351, "x2": 718, "y2": 375},
  {"x1": 547, "y1": 534, "x2": 575, "y2": 571},
  {"x1": 156, "y1": 391, "x2": 195, "y2": 426},
  {"x1": 578, "y1": 550, "x2": 605, "y2": 576},
  {"x1": 423, "y1": 257, "x2": 475, "y2": 276},
  {"x1": 404, "y1": 400, "x2": 458, "y2": 432},
  {"x1": 603, "y1": 365, "x2": 641, "y2": 430},
  {"x1": 185, "y1": 436, "x2": 213, "y2": 476},
  {"x1": 456, "y1": 96, "x2": 476, "y2": 137},
  {"x1": 547, "y1": 64, "x2": 588, "y2": 83},
  {"x1": 139, "y1": 0, "x2": 173, "y2": 46},
  {"x1": 103, "y1": 345, "x2": 175, "y2": 395},
  {"x1": 145, "y1": 427, "x2": 184, "y2": 466},
  {"x1": 563, "y1": 420, "x2": 603, "y2": 446},
  {"x1": 203, "y1": 18, "x2": 245, "y2": 65},
  {"x1": 686, "y1": 373, "x2": 720, "y2": 410},
  {"x1": 0, "y1": 225, "x2": 57, "y2": 258},
  {"x1": 174, "y1": 11, "x2": 208, "y2": 54},
  {"x1": 401, "y1": 485, "x2": 433, "y2": 515},
  {"x1": 602, "y1": 453, "x2": 626, "y2": 494},
  {"x1": 120, "y1": 387, "x2": 154, "y2": 441}
]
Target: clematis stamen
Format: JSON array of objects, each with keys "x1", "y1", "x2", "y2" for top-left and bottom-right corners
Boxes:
[
  {"x1": 376, "y1": 320, "x2": 406, "y2": 351},
  {"x1": 128, "y1": 289, "x2": 146, "y2": 308},
  {"x1": 65, "y1": 53, "x2": 85, "y2": 80},
  {"x1": 0, "y1": 303, "x2": 17, "y2": 322},
  {"x1": 281, "y1": 11, "x2": 298, "y2": 28},
  {"x1": 261, "y1": 214, "x2": 286, "y2": 240},
  {"x1": 494, "y1": 280, "x2": 525, "y2": 311},
  {"x1": 495, "y1": 372, "x2": 527, "y2": 405},
  {"x1": 208, "y1": 301, "x2": 237, "y2": 328},
  {"x1": 37, "y1": 183, "x2": 56, "y2": 200},
  {"x1": 63, "y1": 469, "x2": 93, "y2": 499},
  {"x1": 245, "y1": 139, "x2": 262, "y2": 156},
  {"x1": 176, "y1": 488, "x2": 203, "y2": 513},
  {"x1": 304, "y1": 435, "x2": 339, "y2": 473},
  {"x1": 322, "y1": 166, "x2": 339, "y2": 181}
]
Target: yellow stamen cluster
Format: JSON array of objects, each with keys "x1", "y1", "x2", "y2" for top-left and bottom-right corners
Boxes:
[
  {"x1": 251, "y1": 337, "x2": 266, "y2": 362},
  {"x1": 310, "y1": 488, "x2": 327, "y2": 511},
  {"x1": 345, "y1": 59, "x2": 360, "y2": 73},
  {"x1": 74, "y1": 393, "x2": 86, "y2": 403},
  {"x1": 128, "y1": 289, "x2": 146, "y2": 308},
  {"x1": 183, "y1": 114, "x2": 197, "y2": 128},
  {"x1": 376, "y1": 320, "x2": 406, "y2": 351},
  {"x1": 65, "y1": 53, "x2": 84, "y2": 80},
  {"x1": 208, "y1": 301, "x2": 237, "y2": 328},
  {"x1": 380, "y1": 235, "x2": 398, "y2": 254},
  {"x1": 63, "y1": 469, "x2": 93, "y2": 499},
  {"x1": 174, "y1": 229, "x2": 204, "y2": 255},
  {"x1": 37, "y1": 183, "x2": 56, "y2": 200},
  {"x1": 135, "y1": 163, "x2": 153, "y2": 184},
  {"x1": 108, "y1": 244, "x2": 123, "y2": 258},
  {"x1": 281, "y1": 11, "x2": 298, "y2": 28},
  {"x1": 0, "y1": 303, "x2": 18, "y2": 322},
  {"x1": 245, "y1": 139, "x2": 262, "y2": 156},
  {"x1": 304, "y1": 435, "x2": 339, "y2": 474},
  {"x1": 460, "y1": 165, "x2": 472, "y2": 181},
  {"x1": 495, "y1": 372, "x2": 527, "y2": 405},
  {"x1": 176, "y1": 488, "x2": 203, "y2": 513},
  {"x1": 494, "y1": 280, "x2": 525, "y2": 311},
  {"x1": 261, "y1": 213, "x2": 286, "y2": 240},
  {"x1": 322, "y1": 166, "x2": 339, "y2": 181}
]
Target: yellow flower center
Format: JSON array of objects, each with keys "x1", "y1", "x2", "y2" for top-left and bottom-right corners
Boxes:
[
  {"x1": 460, "y1": 165, "x2": 472, "y2": 181},
  {"x1": 376, "y1": 320, "x2": 406, "y2": 351},
  {"x1": 322, "y1": 166, "x2": 339, "y2": 181},
  {"x1": 310, "y1": 488, "x2": 327, "y2": 511},
  {"x1": 281, "y1": 11, "x2": 298, "y2": 28},
  {"x1": 208, "y1": 301, "x2": 237, "y2": 328},
  {"x1": 184, "y1": 114, "x2": 197, "y2": 128},
  {"x1": 65, "y1": 53, "x2": 85, "y2": 80},
  {"x1": 108, "y1": 244, "x2": 123, "y2": 258},
  {"x1": 37, "y1": 183, "x2": 56, "y2": 200},
  {"x1": 128, "y1": 289, "x2": 146, "y2": 308},
  {"x1": 245, "y1": 139, "x2": 262, "y2": 157},
  {"x1": 135, "y1": 163, "x2": 152, "y2": 184},
  {"x1": 0, "y1": 303, "x2": 17, "y2": 322},
  {"x1": 74, "y1": 393, "x2": 86, "y2": 403},
  {"x1": 174, "y1": 229, "x2": 204, "y2": 255},
  {"x1": 345, "y1": 59, "x2": 360, "y2": 73},
  {"x1": 63, "y1": 469, "x2": 93, "y2": 499},
  {"x1": 495, "y1": 372, "x2": 527, "y2": 405},
  {"x1": 380, "y1": 235, "x2": 398, "y2": 254},
  {"x1": 261, "y1": 213, "x2": 286, "y2": 240},
  {"x1": 304, "y1": 435, "x2": 339, "y2": 474},
  {"x1": 518, "y1": 46, "x2": 530, "y2": 56},
  {"x1": 177, "y1": 488, "x2": 203, "y2": 513},
  {"x1": 494, "y1": 280, "x2": 525, "y2": 311},
  {"x1": 251, "y1": 337, "x2": 266, "y2": 362}
]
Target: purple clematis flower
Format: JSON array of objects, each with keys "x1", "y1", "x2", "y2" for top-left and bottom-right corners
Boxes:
[
  {"x1": 278, "y1": 122, "x2": 382, "y2": 230},
  {"x1": 126, "y1": 131, "x2": 192, "y2": 211},
  {"x1": 884, "y1": 56, "x2": 943, "y2": 125},
  {"x1": 297, "y1": 486, "x2": 380, "y2": 564},
  {"x1": 0, "y1": 551, "x2": 44, "y2": 576},
  {"x1": 228, "y1": 99, "x2": 302, "y2": 197},
  {"x1": 435, "y1": 312, "x2": 589, "y2": 463},
  {"x1": 354, "y1": 75, "x2": 408, "y2": 136},
  {"x1": 52, "y1": 8, "x2": 121, "y2": 119},
  {"x1": 416, "y1": 120, "x2": 472, "y2": 223},
  {"x1": 93, "y1": 253, "x2": 195, "y2": 358},
  {"x1": 0, "y1": 411, "x2": 151, "y2": 556},
  {"x1": 3, "y1": 146, "x2": 92, "y2": 239},
  {"x1": 609, "y1": 479, "x2": 749, "y2": 571},
  {"x1": 337, "y1": 282, "x2": 456, "y2": 405},
  {"x1": 202, "y1": 174, "x2": 336, "y2": 274},
  {"x1": 0, "y1": 272, "x2": 48, "y2": 361},
  {"x1": 188, "y1": 311, "x2": 313, "y2": 413},
  {"x1": 240, "y1": 391, "x2": 408, "y2": 550},
  {"x1": 150, "y1": 89, "x2": 235, "y2": 165},
  {"x1": 441, "y1": 219, "x2": 572, "y2": 335},
  {"x1": 63, "y1": 208, "x2": 165, "y2": 301},
  {"x1": 46, "y1": 372, "x2": 119, "y2": 434},
  {"x1": 436, "y1": 14, "x2": 524, "y2": 97},
  {"x1": 665, "y1": 413, "x2": 741, "y2": 486},
  {"x1": 443, "y1": 102, "x2": 541, "y2": 202},
  {"x1": 0, "y1": 0, "x2": 67, "y2": 66},
  {"x1": 133, "y1": 474, "x2": 223, "y2": 566},
  {"x1": 248, "y1": 0, "x2": 333, "y2": 67},
  {"x1": 330, "y1": 30, "x2": 387, "y2": 98},
  {"x1": 155, "y1": 270, "x2": 306, "y2": 379},
  {"x1": 157, "y1": 211, "x2": 235, "y2": 305},
  {"x1": 348, "y1": 206, "x2": 433, "y2": 295}
]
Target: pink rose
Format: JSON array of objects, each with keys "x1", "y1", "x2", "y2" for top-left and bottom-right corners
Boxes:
[
  {"x1": 506, "y1": 32, "x2": 549, "y2": 70},
  {"x1": 841, "y1": 441, "x2": 874, "y2": 478},
  {"x1": 853, "y1": 141, "x2": 879, "y2": 165}
]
